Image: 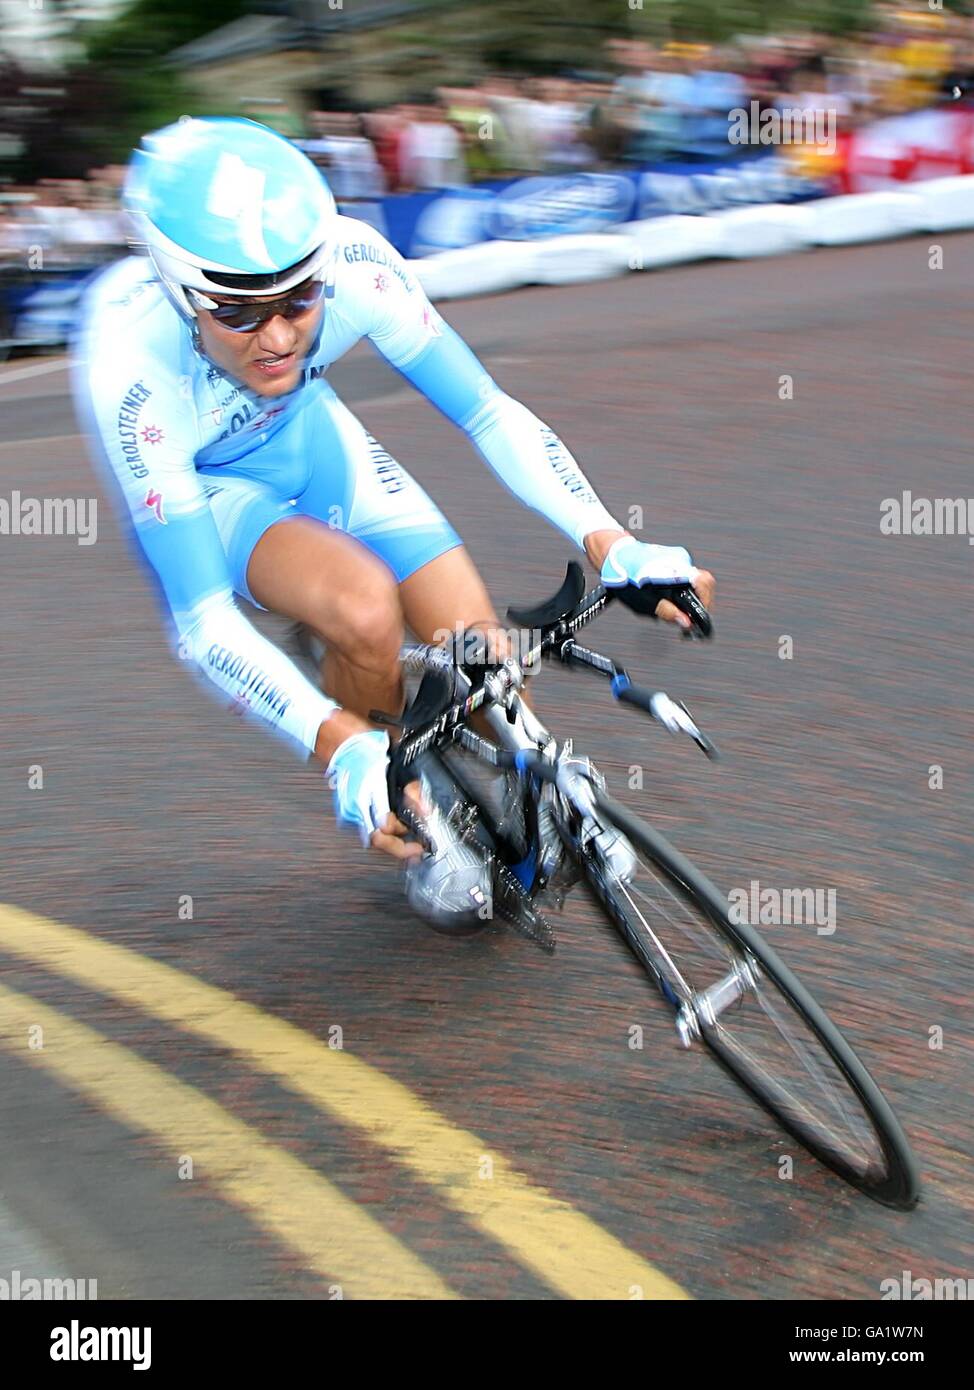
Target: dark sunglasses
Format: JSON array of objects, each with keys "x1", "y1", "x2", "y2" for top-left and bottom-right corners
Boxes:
[{"x1": 191, "y1": 278, "x2": 325, "y2": 334}]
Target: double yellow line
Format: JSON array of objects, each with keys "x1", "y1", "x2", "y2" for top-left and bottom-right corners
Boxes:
[{"x1": 0, "y1": 904, "x2": 688, "y2": 1300}]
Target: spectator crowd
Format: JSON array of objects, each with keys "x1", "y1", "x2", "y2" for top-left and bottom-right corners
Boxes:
[
  {"x1": 3, "y1": 4, "x2": 974, "y2": 277},
  {"x1": 302, "y1": 6, "x2": 974, "y2": 195}
]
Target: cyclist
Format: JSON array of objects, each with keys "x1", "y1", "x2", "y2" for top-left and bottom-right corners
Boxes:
[{"x1": 74, "y1": 117, "x2": 714, "y2": 922}]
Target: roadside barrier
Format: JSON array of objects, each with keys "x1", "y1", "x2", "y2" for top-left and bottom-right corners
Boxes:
[{"x1": 409, "y1": 175, "x2": 974, "y2": 300}]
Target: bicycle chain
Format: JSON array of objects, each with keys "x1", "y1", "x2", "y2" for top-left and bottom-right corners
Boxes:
[{"x1": 487, "y1": 853, "x2": 557, "y2": 955}]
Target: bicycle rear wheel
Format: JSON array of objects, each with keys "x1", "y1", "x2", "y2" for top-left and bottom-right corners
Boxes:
[{"x1": 579, "y1": 791, "x2": 919, "y2": 1209}]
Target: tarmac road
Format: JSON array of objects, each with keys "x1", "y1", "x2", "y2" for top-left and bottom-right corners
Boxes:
[{"x1": 0, "y1": 231, "x2": 971, "y2": 1300}]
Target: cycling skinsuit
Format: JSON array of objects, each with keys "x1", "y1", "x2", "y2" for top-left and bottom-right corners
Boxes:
[{"x1": 74, "y1": 215, "x2": 621, "y2": 756}]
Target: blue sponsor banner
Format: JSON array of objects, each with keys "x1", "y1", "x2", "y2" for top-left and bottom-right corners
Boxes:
[
  {"x1": 1, "y1": 266, "x2": 98, "y2": 349},
  {"x1": 351, "y1": 154, "x2": 828, "y2": 259}
]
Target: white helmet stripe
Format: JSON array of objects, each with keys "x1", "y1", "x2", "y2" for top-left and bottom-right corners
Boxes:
[{"x1": 205, "y1": 152, "x2": 273, "y2": 270}]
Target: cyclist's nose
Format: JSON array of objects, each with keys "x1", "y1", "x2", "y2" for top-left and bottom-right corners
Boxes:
[{"x1": 255, "y1": 315, "x2": 298, "y2": 355}]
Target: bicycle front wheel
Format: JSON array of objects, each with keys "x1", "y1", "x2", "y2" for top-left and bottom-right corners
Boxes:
[{"x1": 580, "y1": 791, "x2": 919, "y2": 1209}]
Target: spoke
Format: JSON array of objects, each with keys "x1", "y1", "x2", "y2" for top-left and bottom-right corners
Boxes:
[
  {"x1": 599, "y1": 842, "x2": 887, "y2": 1181},
  {"x1": 615, "y1": 877, "x2": 696, "y2": 1000}
]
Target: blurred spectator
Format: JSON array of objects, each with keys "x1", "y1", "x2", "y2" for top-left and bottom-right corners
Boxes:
[
  {"x1": 362, "y1": 105, "x2": 411, "y2": 192},
  {"x1": 480, "y1": 75, "x2": 542, "y2": 172},
  {"x1": 685, "y1": 46, "x2": 749, "y2": 157},
  {"x1": 435, "y1": 86, "x2": 501, "y2": 180},
  {"x1": 576, "y1": 80, "x2": 624, "y2": 167},
  {"x1": 300, "y1": 112, "x2": 386, "y2": 202},
  {"x1": 398, "y1": 103, "x2": 466, "y2": 191},
  {"x1": 940, "y1": 37, "x2": 974, "y2": 104},
  {"x1": 530, "y1": 78, "x2": 589, "y2": 172}
]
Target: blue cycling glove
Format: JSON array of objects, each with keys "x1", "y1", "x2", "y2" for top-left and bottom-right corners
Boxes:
[
  {"x1": 600, "y1": 536, "x2": 696, "y2": 589},
  {"x1": 327, "y1": 730, "x2": 392, "y2": 845}
]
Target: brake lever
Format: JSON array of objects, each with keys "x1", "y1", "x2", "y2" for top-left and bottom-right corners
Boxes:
[
  {"x1": 611, "y1": 675, "x2": 719, "y2": 759},
  {"x1": 650, "y1": 692, "x2": 719, "y2": 759}
]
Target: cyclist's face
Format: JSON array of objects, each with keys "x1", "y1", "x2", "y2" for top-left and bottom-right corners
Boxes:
[{"x1": 195, "y1": 281, "x2": 324, "y2": 397}]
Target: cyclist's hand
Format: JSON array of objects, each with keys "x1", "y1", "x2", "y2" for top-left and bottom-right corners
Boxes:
[
  {"x1": 658, "y1": 566, "x2": 715, "y2": 631},
  {"x1": 600, "y1": 535, "x2": 715, "y2": 632},
  {"x1": 327, "y1": 729, "x2": 423, "y2": 860}
]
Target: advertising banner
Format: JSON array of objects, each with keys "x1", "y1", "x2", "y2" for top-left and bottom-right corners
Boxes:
[{"x1": 355, "y1": 156, "x2": 828, "y2": 258}]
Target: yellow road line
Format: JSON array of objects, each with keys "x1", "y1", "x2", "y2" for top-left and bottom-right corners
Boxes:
[
  {"x1": 0, "y1": 982, "x2": 456, "y2": 1300},
  {"x1": 0, "y1": 904, "x2": 688, "y2": 1299}
]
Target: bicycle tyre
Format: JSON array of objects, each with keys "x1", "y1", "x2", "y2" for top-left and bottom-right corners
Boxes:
[{"x1": 581, "y1": 790, "x2": 920, "y2": 1209}]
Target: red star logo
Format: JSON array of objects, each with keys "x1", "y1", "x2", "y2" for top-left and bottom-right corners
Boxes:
[
  {"x1": 374, "y1": 273, "x2": 389, "y2": 293},
  {"x1": 140, "y1": 424, "x2": 164, "y2": 445}
]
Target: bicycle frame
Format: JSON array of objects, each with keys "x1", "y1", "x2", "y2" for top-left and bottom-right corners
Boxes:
[{"x1": 380, "y1": 563, "x2": 732, "y2": 1023}]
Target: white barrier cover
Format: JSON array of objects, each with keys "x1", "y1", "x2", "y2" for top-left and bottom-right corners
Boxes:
[
  {"x1": 411, "y1": 185, "x2": 973, "y2": 301},
  {"x1": 710, "y1": 202, "x2": 813, "y2": 258},
  {"x1": 909, "y1": 174, "x2": 974, "y2": 232},
  {"x1": 804, "y1": 191, "x2": 920, "y2": 244},
  {"x1": 620, "y1": 213, "x2": 723, "y2": 269},
  {"x1": 408, "y1": 239, "x2": 535, "y2": 300},
  {"x1": 526, "y1": 233, "x2": 631, "y2": 285}
]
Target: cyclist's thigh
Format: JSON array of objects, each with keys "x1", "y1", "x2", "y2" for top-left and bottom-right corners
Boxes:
[
  {"x1": 398, "y1": 545, "x2": 499, "y2": 644},
  {"x1": 200, "y1": 473, "x2": 396, "y2": 632},
  {"x1": 245, "y1": 512, "x2": 402, "y2": 648},
  {"x1": 297, "y1": 385, "x2": 462, "y2": 582},
  {"x1": 199, "y1": 472, "x2": 296, "y2": 606}
]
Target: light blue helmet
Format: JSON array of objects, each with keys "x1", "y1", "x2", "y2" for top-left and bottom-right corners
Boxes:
[{"x1": 125, "y1": 116, "x2": 337, "y2": 320}]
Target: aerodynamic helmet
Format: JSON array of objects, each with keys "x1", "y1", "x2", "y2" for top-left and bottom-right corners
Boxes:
[{"x1": 124, "y1": 116, "x2": 337, "y2": 320}]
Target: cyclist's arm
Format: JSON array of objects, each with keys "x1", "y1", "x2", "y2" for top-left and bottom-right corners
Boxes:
[
  {"x1": 398, "y1": 321, "x2": 624, "y2": 551},
  {"x1": 348, "y1": 225, "x2": 625, "y2": 550},
  {"x1": 74, "y1": 345, "x2": 340, "y2": 759}
]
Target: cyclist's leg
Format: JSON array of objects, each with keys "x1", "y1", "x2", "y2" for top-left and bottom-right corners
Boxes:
[
  {"x1": 290, "y1": 389, "x2": 494, "y2": 915},
  {"x1": 198, "y1": 470, "x2": 404, "y2": 725},
  {"x1": 296, "y1": 394, "x2": 509, "y2": 649},
  {"x1": 246, "y1": 517, "x2": 405, "y2": 723},
  {"x1": 399, "y1": 547, "x2": 499, "y2": 646},
  {"x1": 293, "y1": 386, "x2": 473, "y2": 666}
]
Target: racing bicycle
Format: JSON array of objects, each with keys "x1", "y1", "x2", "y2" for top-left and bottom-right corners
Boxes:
[{"x1": 374, "y1": 561, "x2": 920, "y2": 1211}]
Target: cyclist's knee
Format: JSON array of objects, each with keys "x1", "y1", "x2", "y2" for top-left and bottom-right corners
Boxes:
[
  {"x1": 321, "y1": 571, "x2": 403, "y2": 675},
  {"x1": 346, "y1": 602, "x2": 403, "y2": 677}
]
